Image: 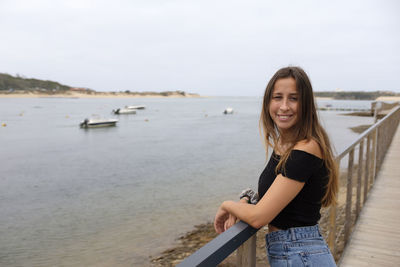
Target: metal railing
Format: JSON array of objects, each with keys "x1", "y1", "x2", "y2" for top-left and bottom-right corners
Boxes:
[
  {"x1": 176, "y1": 221, "x2": 258, "y2": 267},
  {"x1": 178, "y1": 105, "x2": 400, "y2": 267}
]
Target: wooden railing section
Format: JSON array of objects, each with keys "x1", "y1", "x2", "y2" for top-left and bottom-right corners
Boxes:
[
  {"x1": 178, "y1": 105, "x2": 400, "y2": 267},
  {"x1": 328, "y1": 105, "x2": 400, "y2": 260}
]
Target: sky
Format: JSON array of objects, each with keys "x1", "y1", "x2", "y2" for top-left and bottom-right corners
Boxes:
[{"x1": 0, "y1": 0, "x2": 399, "y2": 96}]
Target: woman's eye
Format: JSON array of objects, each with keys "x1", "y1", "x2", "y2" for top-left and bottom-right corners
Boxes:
[
  {"x1": 290, "y1": 97, "x2": 298, "y2": 101},
  {"x1": 273, "y1": 96, "x2": 282, "y2": 99}
]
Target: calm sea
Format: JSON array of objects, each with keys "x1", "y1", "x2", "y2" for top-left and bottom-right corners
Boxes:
[{"x1": 0, "y1": 97, "x2": 373, "y2": 266}]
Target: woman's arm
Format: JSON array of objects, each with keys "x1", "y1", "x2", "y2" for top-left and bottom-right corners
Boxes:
[
  {"x1": 214, "y1": 140, "x2": 321, "y2": 233},
  {"x1": 215, "y1": 174, "x2": 304, "y2": 231}
]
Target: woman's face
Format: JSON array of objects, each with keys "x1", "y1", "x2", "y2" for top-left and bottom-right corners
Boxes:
[{"x1": 269, "y1": 77, "x2": 299, "y2": 135}]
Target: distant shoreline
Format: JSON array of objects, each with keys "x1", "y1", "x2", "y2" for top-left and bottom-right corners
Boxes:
[
  {"x1": 315, "y1": 96, "x2": 400, "y2": 102},
  {"x1": 0, "y1": 91, "x2": 203, "y2": 99},
  {"x1": 2, "y1": 93, "x2": 400, "y2": 102}
]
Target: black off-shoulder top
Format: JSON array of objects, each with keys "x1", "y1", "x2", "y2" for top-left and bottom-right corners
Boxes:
[{"x1": 258, "y1": 150, "x2": 329, "y2": 230}]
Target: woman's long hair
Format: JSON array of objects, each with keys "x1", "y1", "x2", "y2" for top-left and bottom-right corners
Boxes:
[{"x1": 260, "y1": 66, "x2": 338, "y2": 207}]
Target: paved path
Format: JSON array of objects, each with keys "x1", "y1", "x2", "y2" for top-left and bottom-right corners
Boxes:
[{"x1": 340, "y1": 125, "x2": 400, "y2": 266}]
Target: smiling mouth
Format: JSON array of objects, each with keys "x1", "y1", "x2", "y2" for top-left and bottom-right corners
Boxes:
[{"x1": 277, "y1": 114, "x2": 293, "y2": 121}]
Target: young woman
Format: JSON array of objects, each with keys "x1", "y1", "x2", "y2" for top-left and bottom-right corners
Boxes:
[{"x1": 214, "y1": 66, "x2": 338, "y2": 266}]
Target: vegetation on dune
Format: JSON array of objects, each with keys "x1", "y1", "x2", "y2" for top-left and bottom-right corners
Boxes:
[
  {"x1": 314, "y1": 91, "x2": 400, "y2": 100},
  {"x1": 0, "y1": 73, "x2": 71, "y2": 92}
]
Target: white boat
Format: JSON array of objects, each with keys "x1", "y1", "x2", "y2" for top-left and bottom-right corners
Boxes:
[
  {"x1": 125, "y1": 105, "x2": 146, "y2": 110},
  {"x1": 80, "y1": 118, "x2": 118, "y2": 128},
  {"x1": 113, "y1": 108, "x2": 137, "y2": 115},
  {"x1": 223, "y1": 107, "x2": 234, "y2": 114}
]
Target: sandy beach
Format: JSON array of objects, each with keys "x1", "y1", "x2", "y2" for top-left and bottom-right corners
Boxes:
[
  {"x1": 315, "y1": 96, "x2": 334, "y2": 100},
  {"x1": 0, "y1": 91, "x2": 202, "y2": 99},
  {"x1": 374, "y1": 96, "x2": 400, "y2": 102}
]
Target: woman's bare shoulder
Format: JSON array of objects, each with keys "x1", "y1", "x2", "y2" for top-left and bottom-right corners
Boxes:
[{"x1": 293, "y1": 139, "x2": 322, "y2": 159}]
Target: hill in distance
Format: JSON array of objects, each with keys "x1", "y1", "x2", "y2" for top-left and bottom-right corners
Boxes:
[
  {"x1": 0, "y1": 73, "x2": 198, "y2": 97},
  {"x1": 314, "y1": 90, "x2": 400, "y2": 100},
  {"x1": 0, "y1": 73, "x2": 71, "y2": 92}
]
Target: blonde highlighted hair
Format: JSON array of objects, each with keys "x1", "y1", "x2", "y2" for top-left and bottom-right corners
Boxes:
[{"x1": 260, "y1": 66, "x2": 338, "y2": 207}]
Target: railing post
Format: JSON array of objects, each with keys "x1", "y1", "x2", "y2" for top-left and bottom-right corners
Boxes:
[
  {"x1": 344, "y1": 149, "x2": 354, "y2": 242},
  {"x1": 328, "y1": 203, "x2": 337, "y2": 255},
  {"x1": 236, "y1": 233, "x2": 256, "y2": 267},
  {"x1": 355, "y1": 140, "x2": 364, "y2": 218},
  {"x1": 372, "y1": 128, "x2": 377, "y2": 182},
  {"x1": 363, "y1": 135, "x2": 371, "y2": 203}
]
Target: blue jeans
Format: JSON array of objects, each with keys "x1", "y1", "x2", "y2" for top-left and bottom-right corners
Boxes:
[{"x1": 265, "y1": 225, "x2": 336, "y2": 267}]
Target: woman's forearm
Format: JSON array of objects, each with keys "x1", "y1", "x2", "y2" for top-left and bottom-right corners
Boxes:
[
  {"x1": 221, "y1": 175, "x2": 305, "y2": 229},
  {"x1": 221, "y1": 200, "x2": 266, "y2": 229}
]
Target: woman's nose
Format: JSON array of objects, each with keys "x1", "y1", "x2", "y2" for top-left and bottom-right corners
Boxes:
[{"x1": 279, "y1": 99, "x2": 289, "y2": 111}]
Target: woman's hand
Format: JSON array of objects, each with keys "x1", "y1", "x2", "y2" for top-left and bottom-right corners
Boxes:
[
  {"x1": 214, "y1": 198, "x2": 248, "y2": 233},
  {"x1": 224, "y1": 213, "x2": 237, "y2": 231},
  {"x1": 214, "y1": 204, "x2": 229, "y2": 234}
]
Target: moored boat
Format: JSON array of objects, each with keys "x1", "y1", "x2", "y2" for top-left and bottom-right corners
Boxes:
[
  {"x1": 223, "y1": 107, "x2": 234, "y2": 114},
  {"x1": 113, "y1": 108, "x2": 137, "y2": 115},
  {"x1": 80, "y1": 118, "x2": 118, "y2": 128},
  {"x1": 125, "y1": 105, "x2": 146, "y2": 110}
]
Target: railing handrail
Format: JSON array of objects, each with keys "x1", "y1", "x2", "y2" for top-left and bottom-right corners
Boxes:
[
  {"x1": 176, "y1": 221, "x2": 257, "y2": 267},
  {"x1": 336, "y1": 106, "x2": 400, "y2": 161}
]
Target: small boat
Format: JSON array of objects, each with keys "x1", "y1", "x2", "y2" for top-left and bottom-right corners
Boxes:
[
  {"x1": 125, "y1": 105, "x2": 146, "y2": 110},
  {"x1": 80, "y1": 118, "x2": 118, "y2": 128},
  {"x1": 113, "y1": 108, "x2": 137, "y2": 115},
  {"x1": 223, "y1": 107, "x2": 234, "y2": 114}
]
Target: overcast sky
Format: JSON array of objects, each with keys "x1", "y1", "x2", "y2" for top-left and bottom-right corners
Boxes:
[{"x1": 0, "y1": 0, "x2": 399, "y2": 96}]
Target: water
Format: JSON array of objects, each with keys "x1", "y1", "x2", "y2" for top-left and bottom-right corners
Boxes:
[{"x1": 0, "y1": 97, "x2": 374, "y2": 266}]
